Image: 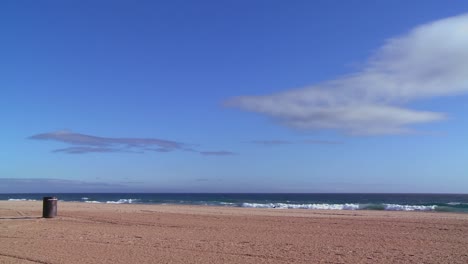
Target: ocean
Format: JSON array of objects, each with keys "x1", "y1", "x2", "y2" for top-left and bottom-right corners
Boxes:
[{"x1": 2, "y1": 193, "x2": 468, "y2": 213}]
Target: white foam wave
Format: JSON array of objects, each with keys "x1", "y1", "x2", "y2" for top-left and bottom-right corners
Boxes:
[
  {"x1": 81, "y1": 197, "x2": 89, "y2": 200},
  {"x1": 8, "y1": 198, "x2": 37, "y2": 201},
  {"x1": 241, "y1": 203, "x2": 361, "y2": 210},
  {"x1": 446, "y1": 202, "x2": 468, "y2": 206},
  {"x1": 106, "y1": 199, "x2": 139, "y2": 204},
  {"x1": 384, "y1": 204, "x2": 436, "y2": 211},
  {"x1": 241, "y1": 202, "x2": 438, "y2": 211},
  {"x1": 218, "y1": 202, "x2": 236, "y2": 206},
  {"x1": 85, "y1": 201, "x2": 101, "y2": 203}
]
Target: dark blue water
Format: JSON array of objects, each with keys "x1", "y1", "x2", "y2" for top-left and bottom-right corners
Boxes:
[{"x1": 2, "y1": 193, "x2": 468, "y2": 212}]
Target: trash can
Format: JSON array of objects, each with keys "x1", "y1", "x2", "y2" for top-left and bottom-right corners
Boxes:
[{"x1": 43, "y1": 197, "x2": 58, "y2": 218}]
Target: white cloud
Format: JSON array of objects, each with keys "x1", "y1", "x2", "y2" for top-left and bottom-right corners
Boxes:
[{"x1": 227, "y1": 13, "x2": 468, "y2": 135}]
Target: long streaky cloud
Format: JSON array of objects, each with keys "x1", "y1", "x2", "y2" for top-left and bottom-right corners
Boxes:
[
  {"x1": 302, "y1": 140, "x2": 343, "y2": 145},
  {"x1": 199, "y1": 151, "x2": 236, "y2": 156},
  {"x1": 30, "y1": 131, "x2": 183, "y2": 149},
  {"x1": 250, "y1": 139, "x2": 343, "y2": 146},
  {"x1": 226, "y1": 13, "x2": 468, "y2": 135},
  {"x1": 250, "y1": 140, "x2": 293, "y2": 146},
  {"x1": 30, "y1": 130, "x2": 234, "y2": 155},
  {"x1": 53, "y1": 147, "x2": 141, "y2": 154}
]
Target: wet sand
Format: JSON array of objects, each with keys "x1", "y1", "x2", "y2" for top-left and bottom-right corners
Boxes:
[{"x1": 1, "y1": 201, "x2": 468, "y2": 263}]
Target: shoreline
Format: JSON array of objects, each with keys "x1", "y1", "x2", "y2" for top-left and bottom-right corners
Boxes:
[
  {"x1": 1, "y1": 201, "x2": 468, "y2": 263},
  {"x1": 3, "y1": 192, "x2": 467, "y2": 213},
  {"x1": 3, "y1": 199, "x2": 466, "y2": 213}
]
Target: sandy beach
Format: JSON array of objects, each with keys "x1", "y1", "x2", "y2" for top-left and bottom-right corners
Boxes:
[{"x1": 1, "y1": 201, "x2": 467, "y2": 264}]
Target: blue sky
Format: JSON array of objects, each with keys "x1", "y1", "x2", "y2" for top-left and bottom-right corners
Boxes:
[{"x1": 1, "y1": 0, "x2": 467, "y2": 193}]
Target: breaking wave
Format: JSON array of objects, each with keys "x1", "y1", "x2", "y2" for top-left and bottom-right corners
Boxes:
[
  {"x1": 241, "y1": 203, "x2": 361, "y2": 210},
  {"x1": 2, "y1": 194, "x2": 467, "y2": 213},
  {"x1": 106, "y1": 199, "x2": 140, "y2": 204},
  {"x1": 241, "y1": 202, "x2": 438, "y2": 211},
  {"x1": 383, "y1": 204, "x2": 436, "y2": 211}
]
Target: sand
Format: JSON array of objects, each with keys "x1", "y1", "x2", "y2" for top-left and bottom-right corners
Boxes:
[{"x1": 1, "y1": 201, "x2": 468, "y2": 264}]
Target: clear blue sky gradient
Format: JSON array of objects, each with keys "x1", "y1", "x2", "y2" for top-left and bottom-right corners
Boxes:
[{"x1": 1, "y1": 1, "x2": 467, "y2": 193}]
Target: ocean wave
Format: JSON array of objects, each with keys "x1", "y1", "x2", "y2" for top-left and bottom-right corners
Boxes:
[
  {"x1": 199, "y1": 201, "x2": 237, "y2": 206},
  {"x1": 7, "y1": 198, "x2": 37, "y2": 201},
  {"x1": 84, "y1": 201, "x2": 101, "y2": 203},
  {"x1": 106, "y1": 199, "x2": 140, "y2": 204},
  {"x1": 446, "y1": 202, "x2": 468, "y2": 206},
  {"x1": 241, "y1": 203, "x2": 361, "y2": 210},
  {"x1": 383, "y1": 204, "x2": 436, "y2": 211},
  {"x1": 218, "y1": 202, "x2": 236, "y2": 206},
  {"x1": 241, "y1": 202, "x2": 437, "y2": 211},
  {"x1": 81, "y1": 197, "x2": 89, "y2": 200}
]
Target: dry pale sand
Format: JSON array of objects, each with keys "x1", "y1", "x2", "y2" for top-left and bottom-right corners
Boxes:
[{"x1": 1, "y1": 201, "x2": 468, "y2": 264}]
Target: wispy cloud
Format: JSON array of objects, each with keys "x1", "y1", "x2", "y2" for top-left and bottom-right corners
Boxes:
[
  {"x1": 249, "y1": 139, "x2": 343, "y2": 146},
  {"x1": 30, "y1": 130, "x2": 235, "y2": 156},
  {"x1": 226, "y1": 14, "x2": 468, "y2": 135},
  {"x1": 249, "y1": 140, "x2": 293, "y2": 146},
  {"x1": 199, "y1": 151, "x2": 236, "y2": 156},
  {"x1": 301, "y1": 140, "x2": 343, "y2": 145},
  {"x1": 53, "y1": 147, "x2": 130, "y2": 154},
  {"x1": 30, "y1": 130, "x2": 185, "y2": 149}
]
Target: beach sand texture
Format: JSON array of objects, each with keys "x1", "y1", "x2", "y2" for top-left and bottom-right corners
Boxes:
[{"x1": 1, "y1": 201, "x2": 468, "y2": 263}]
